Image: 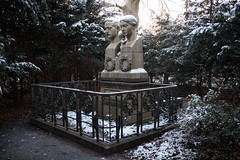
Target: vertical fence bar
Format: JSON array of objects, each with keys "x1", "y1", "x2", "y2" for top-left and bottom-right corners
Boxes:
[
  {"x1": 40, "y1": 88, "x2": 46, "y2": 121},
  {"x1": 62, "y1": 91, "x2": 66, "y2": 127},
  {"x1": 76, "y1": 94, "x2": 79, "y2": 132},
  {"x1": 31, "y1": 85, "x2": 35, "y2": 117},
  {"x1": 102, "y1": 96, "x2": 104, "y2": 142},
  {"x1": 173, "y1": 89, "x2": 178, "y2": 122},
  {"x1": 116, "y1": 95, "x2": 119, "y2": 143},
  {"x1": 137, "y1": 93, "x2": 140, "y2": 135},
  {"x1": 169, "y1": 97, "x2": 173, "y2": 123},
  {"x1": 65, "y1": 98, "x2": 69, "y2": 130},
  {"x1": 54, "y1": 89, "x2": 58, "y2": 126},
  {"x1": 157, "y1": 89, "x2": 160, "y2": 128},
  {"x1": 51, "y1": 89, "x2": 55, "y2": 123},
  {"x1": 120, "y1": 95, "x2": 123, "y2": 138},
  {"x1": 168, "y1": 89, "x2": 173, "y2": 123},
  {"x1": 87, "y1": 81, "x2": 89, "y2": 91},
  {"x1": 140, "y1": 92, "x2": 143, "y2": 132},
  {"x1": 94, "y1": 81, "x2": 97, "y2": 91},
  {"x1": 153, "y1": 91, "x2": 157, "y2": 130},
  {"x1": 98, "y1": 81, "x2": 100, "y2": 91},
  {"x1": 79, "y1": 93, "x2": 82, "y2": 136},
  {"x1": 96, "y1": 95, "x2": 99, "y2": 142},
  {"x1": 92, "y1": 95, "x2": 95, "y2": 138},
  {"x1": 72, "y1": 92, "x2": 77, "y2": 132},
  {"x1": 137, "y1": 93, "x2": 139, "y2": 136},
  {"x1": 109, "y1": 96, "x2": 111, "y2": 142}
]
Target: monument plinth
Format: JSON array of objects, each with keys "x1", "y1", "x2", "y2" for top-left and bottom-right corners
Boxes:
[{"x1": 30, "y1": 13, "x2": 179, "y2": 156}]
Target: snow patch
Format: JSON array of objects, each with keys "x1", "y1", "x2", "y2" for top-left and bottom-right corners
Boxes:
[
  {"x1": 55, "y1": 21, "x2": 66, "y2": 27},
  {"x1": 0, "y1": 56, "x2": 6, "y2": 65},
  {"x1": 72, "y1": 19, "x2": 88, "y2": 27},
  {"x1": 127, "y1": 128, "x2": 196, "y2": 160},
  {"x1": 51, "y1": 111, "x2": 169, "y2": 142},
  {"x1": 130, "y1": 68, "x2": 147, "y2": 73}
]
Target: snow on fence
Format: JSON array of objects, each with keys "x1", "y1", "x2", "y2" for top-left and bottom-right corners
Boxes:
[{"x1": 31, "y1": 80, "x2": 178, "y2": 144}]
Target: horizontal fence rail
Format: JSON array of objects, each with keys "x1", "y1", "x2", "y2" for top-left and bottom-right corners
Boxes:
[{"x1": 31, "y1": 80, "x2": 178, "y2": 143}]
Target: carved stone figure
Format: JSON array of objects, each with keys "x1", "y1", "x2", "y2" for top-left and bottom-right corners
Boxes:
[
  {"x1": 119, "y1": 15, "x2": 145, "y2": 71},
  {"x1": 101, "y1": 15, "x2": 148, "y2": 82},
  {"x1": 103, "y1": 18, "x2": 121, "y2": 72}
]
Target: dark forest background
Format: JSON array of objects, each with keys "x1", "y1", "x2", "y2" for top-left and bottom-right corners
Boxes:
[
  {"x1": 1, "y1": 0, "x2": 239, "y2": 159},
  {"x1": 0, "y1": 0, "x2": 239, "y2": 108}
]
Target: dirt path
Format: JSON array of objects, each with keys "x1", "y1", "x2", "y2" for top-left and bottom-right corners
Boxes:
[{"x1": 0, "y1": 118, "x2": 126, "y2": 160}]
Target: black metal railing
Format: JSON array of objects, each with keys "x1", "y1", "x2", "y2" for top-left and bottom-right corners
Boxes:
[{"x1": 31, "y1": 80, "x2": 178, "y2": 143}]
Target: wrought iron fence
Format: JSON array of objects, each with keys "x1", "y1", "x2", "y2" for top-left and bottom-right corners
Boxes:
[{"x1": 31, "y1": 80, "x2": 178, "y2": 143}]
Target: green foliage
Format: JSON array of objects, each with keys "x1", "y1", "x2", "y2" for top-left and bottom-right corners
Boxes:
[
  {"x1": 143, "y1": 0, "x2": 240, "y2": 95},
  {"x1": 142, "y1": 32, "x2": 160, "y2": 82},
  {"x1": 185, "y1": 90, "x2": 240, "y2": 159},
  {"x1": 0, "y1": 0, "x2": 107, "y2": 106},
  {"x1": 1, "y1": 0, "x2": 106, "y2": 82},
  {"x1": 142, "y1": 19, "x2": 189, "y2": 83},
  {"x1": 0, "y1": 36, "x2": 41, "y2": 107},
  {"x1": 183, "y1": 0, "x2": 240, "y2": 89},
  {"x1": 0, "y1": 37, "x2": 41, "y2": 80}
]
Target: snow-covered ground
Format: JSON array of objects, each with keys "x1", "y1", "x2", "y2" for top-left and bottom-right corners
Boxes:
[
  {"x1": 124, "y1": 101, "x2": 198, "y2": 160},
  {"x1": 52, "y1": 111, "x2": 169, "y2": 142},
  {"x1": 125, "y1": 129, "x2": 196, "y2": 159},
  {"x1": 52, "y1": 104, "x2": 198, "y2": 159},
  {"x1": 47, "y1": 90, "x2": 235, "y2": 159}
]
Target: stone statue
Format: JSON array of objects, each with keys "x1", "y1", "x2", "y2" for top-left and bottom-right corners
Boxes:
[
  {"x1": 116, "y1": 0, "x2": 140, "y2": 22},
  {"x1": 119, "y1": 15, "x2": 145, "y2": 71},
  {"x1": 103, "y1": 18, "x2": 121, "y2": 72},
  {"x1": 101, "y1": 15, "x2": 148, "y2": 82}
]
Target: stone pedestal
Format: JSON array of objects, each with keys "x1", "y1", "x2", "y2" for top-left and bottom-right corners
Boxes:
[
  {"x1": 100, "y1": 69, "x2": 148, "y2": 83},
  {"x1": 98, "y1": 81, "x2": 152, "y2": 125},
  {"x1": 100, "y1": 80, "x2": 149, "y2": 92}
]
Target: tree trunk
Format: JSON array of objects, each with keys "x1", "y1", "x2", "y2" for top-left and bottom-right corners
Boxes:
[
  {"x1": 196, "y1": 68, "x2": 202, "y2": 89},
  {"x1": 208, "y1": 70, "x2": 212, "y2": 88},
  {"x1": 149, "y1": 73, "x2": 153, "y2": 83},
  {"x1": 209, "y1": 0, "x2": 213, "y2": 21},
  {"x1": 163, "y1": 74, "x2": 169, "y2": 83},
  {"x1": 185, "y1": 0, "x2": 189, "y2": 20},
  {"x1": 95, "y1": 72, "x2": 99, "y2": 81},
  {"x1": 116, "y1": 0, "x2": 140, "y2": 22},
  {"x1": 12, "y1": 77, "x2": 18, "y2": 107},
  {"x1": 20, "y1": 78, "x2": 23, "y2": 108}
]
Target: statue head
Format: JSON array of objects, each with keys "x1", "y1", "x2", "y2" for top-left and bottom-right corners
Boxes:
[
  {"x1": 120, "y1": 15, "x2": 138, "y2": 41},
  {"x1": 104, "y1": 18, "x2": 120, "y2": 42}
]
